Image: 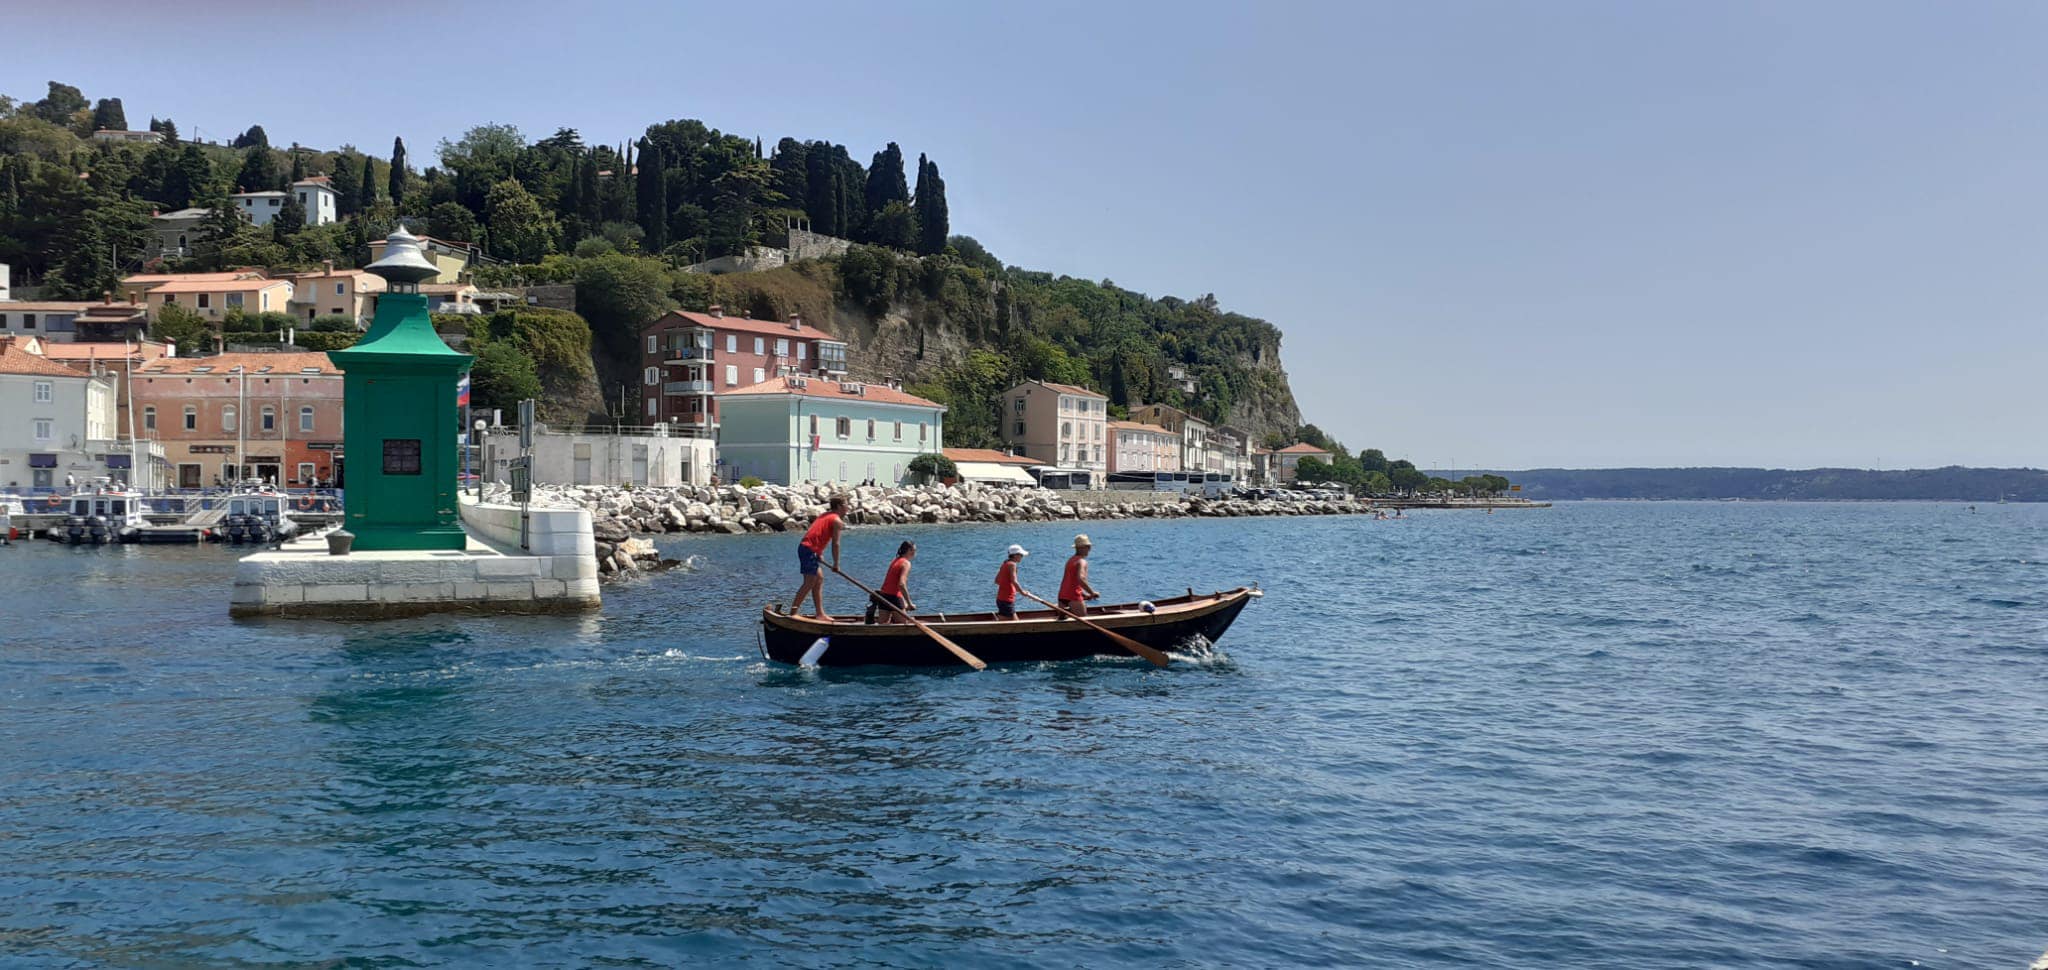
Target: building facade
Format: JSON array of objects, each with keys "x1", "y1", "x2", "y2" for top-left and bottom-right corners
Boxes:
[
  {"x1": 143, "y1": 278, "x2": 295, "y2": 323},
  {"x1": 1108, "y1": 419, "x2": 1180, "y2": 474},
  {"x1": 0, "y1": 338, "x2": 128, "y2": 491},
  {"x1": 150, "y1": 207, "x2": 213, "y2": 261},
  {"x1": 130, "y1": 352, "x2": 344, "y2": 488},
  {"x1": 1207, "y1": 424, "x2": 1254, "y2": 482},
  {"x1": 1000, "y1": 380, "x2": 1109, "y2": 476},
  {"x1": 291, "y1": 178, "x2": 339, "y2": 226},
  {"x1": 283, "y1": 265, "x2": 385, "y2": 324},
  {"x1": 1271, "y1": 442, "x2": 1335, "y2": 483},
  {"x1": 119, "y1": 271, "x2": 265, "y2": 305},
  {"x1": 1129, "y1": 403, "x2": 1211, "y2": 472},
  {"x1": 639, "y1": 307, "x2": 849, "y2": 438},
  {"x1": 479, "y1": 425, "x2": 714, "y2": 487},
  {"x1": 716, "y1": 376, "x2": 944, "y2": 486}
]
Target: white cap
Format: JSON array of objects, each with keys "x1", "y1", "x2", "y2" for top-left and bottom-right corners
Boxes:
[{"x1": 1007, "y1": 544, "x2": 1028, "y2": 557}]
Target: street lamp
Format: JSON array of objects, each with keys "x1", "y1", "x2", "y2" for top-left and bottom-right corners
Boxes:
[{"x1": 472, "y1": 418, "x2": 487, "y2": 497}]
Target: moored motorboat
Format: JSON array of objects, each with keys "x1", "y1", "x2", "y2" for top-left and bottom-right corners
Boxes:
[{"x1": 760, "y1": 587, "x2": 1258, "y2": 667}]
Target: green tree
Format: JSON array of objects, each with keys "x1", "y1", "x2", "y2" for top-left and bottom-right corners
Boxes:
[
  {"x1": 330, "y1": 151, "x2": 360, "y2": 217},
  {"x1": 426, "y1": 201, "x2": 478, "y2": 243},
  {"x1": 437, "y1": 122, "x2": 524, "y2": 214},
  {"x1": 634, "y1": 138, "x2": 668, "y2": 250},
  {"x1": 469, "y1": 340, "x2": 543, "y2": 412},
  {"x1": 913, "y1": 153, "x2": 948, "y2": 255},
  {"x1": 150, "y1": 302, "x2": 211, "y2": 356},
  {"x1": 387, "y1": 136, "x2": 407, "y2": 210},
  {"x1": 573, "y1": 253, "x2": 675, "y2": 388},
  {"x1": 484, "y1": 178, "x2": 557, "y2": 261},
  {"x1": 31, "y1": 81, "x2": 87, "y2": 125},
  {"x1": 1294, "y1": 456, "x2": 1334, "y2": 483},
  {"x1": 162, "y1": 144, "x2": 212, "y2": 210},
  {"x1": 150, "y1": 117, "x2": 179, "y2": 143},
  {"x1": 357, "y1": 153, "x2": 377, "y2": 214},
  {"x1": 272, "y1": 194, "x2": 306, "y2": 243},
  {"x1": 90, "y1": 98, "x2": 126, "y2": 132},
  {"x1": 45, "y1": 196, "x2": 153, "y2": 298},
  {"x1": 234, "y1": 145, "x2": 278, "y2": 192},
  {"x1": 863, "y1": 142, "x2": 909, "y2": 227},
  {"x1": 231, "y1": 125, "x2": 269, "y2": 149},
  {"x1": 865, "y1": 199, "x2": 916, "y2": 250},
  {"x1": 309, "y1": 314, "x2": 357, "y2": 332}
]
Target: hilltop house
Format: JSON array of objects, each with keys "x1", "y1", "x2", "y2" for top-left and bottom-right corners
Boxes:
[
  {"x1": 231, "y1": 178, "x2": 337, "y2": 228},
  {"x1": 282, "y1": 264, "x2": 385, "y2": 325},
  {"x1": 149, "y1": 207, "x2": 214, "y2": 260}
]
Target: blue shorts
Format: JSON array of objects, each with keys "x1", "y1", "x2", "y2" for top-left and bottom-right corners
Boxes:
[
  {"x1": 996, "y1": 600, "x2": 1017, "y2": 618},
  {"x1": 798, "y1": 545, "x2": 821, "y2": 576}
]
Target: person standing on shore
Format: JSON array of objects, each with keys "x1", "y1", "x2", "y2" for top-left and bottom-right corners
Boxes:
[
  {"x1": 790, "y1": 495, "x2": 847, "y2": 619},
  {"x1": 1059, "y1": 534, "x2": 1100, "y2": 616},
  {"x1": 866, "y1": 541, "x2": 917, "y2": 624},
  {"x1": 994, "y1": 544, "x2": 1027, "y2": 619}
]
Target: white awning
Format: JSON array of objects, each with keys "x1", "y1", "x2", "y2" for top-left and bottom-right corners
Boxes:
[{"x1": 954, "y1": 461, "x2": 1036, "y2": 486}]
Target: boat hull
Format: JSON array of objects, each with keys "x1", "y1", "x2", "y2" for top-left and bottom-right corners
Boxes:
[{"x1": 761, "y1": 588, "x2": 1255, "y2": 667}]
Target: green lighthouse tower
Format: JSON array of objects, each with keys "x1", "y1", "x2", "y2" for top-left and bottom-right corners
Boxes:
[{"x1": 330, "y1": 226, "x2": 474, "y2": 551}]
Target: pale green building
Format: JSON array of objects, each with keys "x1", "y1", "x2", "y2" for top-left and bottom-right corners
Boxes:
[{"x1": 716, "y1": 376, "x2": 945, "y2": 485}]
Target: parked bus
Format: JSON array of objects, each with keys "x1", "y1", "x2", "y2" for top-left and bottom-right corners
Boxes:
[
  {"x1": 1107, "y1": 470, "x2": 1195, "y2": 492},
  {"x1": 1027, "y1": 466, "x2": 1095, "y2": 490}
]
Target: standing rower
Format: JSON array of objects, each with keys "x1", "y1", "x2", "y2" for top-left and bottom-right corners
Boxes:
[
  {"x1": 1059, "y1": 534, "x2": 1101, "y2": 616},
  {"x1": 789, "y1": 495, "x2": 846, "y2": 619},
  {"x1": 994, "y1": 544, "x2": 1027, "y2": 619}
]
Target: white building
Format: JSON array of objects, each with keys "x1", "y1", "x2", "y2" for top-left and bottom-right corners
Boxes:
[
  {"x1": 232, "y1": 178, "x2": 337, "y2": 228},
  {"x1": 0, "y1": 338, "x2": 158, "y2": 491},
  {"x1": 480, "y1": 424, "x2": 715, "y2": 488},
  {"x1": 0, "y1": 262, "x2": 10, "y2": 301}
]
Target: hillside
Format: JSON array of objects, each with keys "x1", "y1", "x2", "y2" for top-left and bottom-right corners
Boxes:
[
  {"x1": 0, "y1": 81, "x2": 1308, "y2": 442},
  {"x1": 1492, "y1": 467, "x2": 2048, "y2": 502}
]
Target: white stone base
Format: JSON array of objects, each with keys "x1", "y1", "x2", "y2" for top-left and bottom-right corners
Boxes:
[{"x1": 229, "y1": 498, "x2": 600, "y2": 618}]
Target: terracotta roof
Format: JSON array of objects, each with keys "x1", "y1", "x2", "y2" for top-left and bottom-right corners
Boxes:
[
  {"x1": 139, "y1": 352, "x2": 339, "y2": 376},
  {"x1": 1035, "y1": 380, "x2": 1106, "y2": 399},
  {"x1": 38, "y1": 341, "x2": 170, "y2": 361},
  {"x1": 649, "y1": 309, "x2": 837, "y2": 341},
  {"x1": 1277, "y1": 442, "x2": 1333, "y2": 455},
  {"x1": 943, "y1": 447, "x2": 1036, "y2": 465},
  {"x1": 0, "y1": 341, "x2": 100, "y2": 378},
  {"x1": 721, "y1": 376, "x2": 942, "y2": 409},
  {"x1": 147, "y1": 279, "x2": 292, "y2": 295},
  {"x1": 123, "y1": 272, "x2": 263, "y2": 285},
  {"x1": 0, "y1": 301, "x2": 101, "y2": 312}
]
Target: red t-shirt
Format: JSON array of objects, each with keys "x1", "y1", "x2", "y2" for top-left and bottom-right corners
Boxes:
[
  {"x1": 880, "y1": 556, "x2": 911, "y2": 597},
  {"x1": 995, "y1": 560, "x2": 1019, "y2": 603},
  {"x1": 800, "y1": 512, "x2": 840, "y2": 553},
  {"x1": 1060, "y1": 555, "x2": 1087, "y2": 601}
]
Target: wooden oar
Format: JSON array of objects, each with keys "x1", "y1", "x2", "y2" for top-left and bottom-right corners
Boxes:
[
  {"x1": 824, "y1": 562, "x2": 987, "y2": 671},
  {"x1": 1016, "y1": 587, "x2": 1171, "y2": 669}
]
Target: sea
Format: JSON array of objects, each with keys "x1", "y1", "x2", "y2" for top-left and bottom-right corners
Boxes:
[{"x1": 1, "y1": 502, "x2": 2044, "y2": 968}]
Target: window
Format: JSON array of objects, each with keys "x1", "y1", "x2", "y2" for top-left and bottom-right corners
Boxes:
[
  {"x1": 299, "y1": 406, "x2": 314, "y2": 432},
  {"x1": 866, "y1": 419, "x2": 876, "y2": 439},
  {"x1": 1059, "y1": 397, "x2": 1069, "y2": 413},
  {"x1": 1014, "y1": 421, "x2": 1025, "y2": 436},
  {"x1": 726, "y1": 334, "x2": 737, "y2": 353},
  {"x1": 648, "y1": 334, "x2": 658, "y2": 354},
  {"x1": 893, "y1": 421, "x2": 902, "y2": 441},
  {"x1": 1014, "y1": 397, "x2": 1026, "y2": 414},
  {"x1": 797, "y1": 343, "x2": 807, "y2": 361},
  {"x1": 382, "y1": 438, "x2": 422, "y2": 475},
  {"x1": 753, "y1": 337, "x2": 764, "y2": 355},
  {"x1": 810, "y1": 414, "x2": 819, "y2": 435},
  {"x1": 21, "y1": 314, "x2": 35, "y2": 330},
  {"x1": 751, "y1": 367, "x2": 764, "y2": 385},
  {"x1": 261, "y1": 406, "x2": 275, "y2": 431},
  {"x1": 299, "y1": 193, "x2": 309, "y2": 205},
  {"x1": 1060, "y1": 444, "x2": 1070, "y2": 462},
  {"x1": 222, "y1": 462, "x2": 236, "y2": 482},
  {"x1": 144, "y1": 406, "x2": 157, "y2": 431},
  {"x1": 226, "y1": 292, "x2": 243, "y2": 309},
  {"x1": 335, "y1": 282, "x2": 345, "y2": 296},
  {"x1": 724, "y1": 364, "x2": 738, "y2": 386},
  {"x1": 919, "y1": 422, "x2": 927, "y2": 442},
  {"x1": 297, "y1": 462, "x2": 316, "y2": 484},
  {"x1": 646, "y1": 398, "x2": 658, "y2": 417},
  {"x1": 33, "y1": 419, "x2": 52, "y2": 440},
  {"x1": 644, "y1": 367, "x2": 659, "y2": 386},
  {"x1": 775, "y1": 338, "x2": 788, "y2": 357},
  {"x1": 267, "y1": 198, "x2": 279, "y2": 207},
  {"x1": 222, "y1": 405, "x2": 237, "y2": 432},
  {"x1": 838, "y1": 461, "x2": 848, "y2": 482},
  {"x1": 198, "y1": 294, "x2": 211, "y2": 309},
  {"x1": 183, "y1": 406, "x2": 197, "y2": 430},
  {"x1": 1061, "y1": 421, "x2": 1072, "y2": 438},
  {"x1": 835, "y1": 417, "x2": 851, "y2": 439},
  {"x1": 33, "y1": 381, "x2": 51, "y2": 403},
  {"x1": 163, "y1": 295, "x2": 176, "y2": 305}
]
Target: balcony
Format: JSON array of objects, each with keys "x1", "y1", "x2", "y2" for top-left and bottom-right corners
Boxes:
[
  {"x1": 664, "y1": 380, "x2": 714, "y2": 395},
  {"x1": 665, "y1": 347, "x2": 713, "y2": 364}
]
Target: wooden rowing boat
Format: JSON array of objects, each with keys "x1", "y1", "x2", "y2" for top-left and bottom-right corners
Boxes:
[{"x1": 760, "y1": 587, "x2": 1259, "y2": 667}]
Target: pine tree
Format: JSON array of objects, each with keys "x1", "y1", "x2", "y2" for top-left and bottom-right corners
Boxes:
[
  {"x1": 913, "y1": 154, "x2": 949, "y2": 255},
  {"x1": 388, "y1": 137, "x2": 407, "y2": 212},
  {"x1": 273, "y1": 194, "x2": 306, "y2": 243},
  {"x1": 288, "y1": 145, "x2": 304, "y2": 184},
  {"x1": 156, "y1": 117, "x2": 179, "y2": 144},
  {"x1": 864, "y1": 142, "x2": 909, "y2": 223},
  {"x1": 90, "y1": 98, "x2": 127, "y2": 132},
  {"x1": 232, "y1": 125, "x2": 269, "y2": 149}
]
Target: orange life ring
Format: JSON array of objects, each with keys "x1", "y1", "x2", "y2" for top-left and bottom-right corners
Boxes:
[{"x1": 297, "y1": 496, "x2": 316, "y2": 511}]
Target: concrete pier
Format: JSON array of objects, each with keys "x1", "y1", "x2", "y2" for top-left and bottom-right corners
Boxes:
[{"x1": 228, "y1": 496, "x2": 599, "y2": 619}]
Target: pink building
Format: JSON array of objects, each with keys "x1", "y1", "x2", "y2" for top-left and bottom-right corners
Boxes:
[
  {"x1": 999, "y1": 380, "x2": 1110, "y2": 475},
  {"x1": 1108, "y1": 419, "x2": 1180, "y2": 474}
]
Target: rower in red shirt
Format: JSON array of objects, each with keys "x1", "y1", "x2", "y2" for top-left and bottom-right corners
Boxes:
[
  {"x1": 866, "y1": 540, "x2": 918, "y2": 624},
  {"x1": 788, "y1": 495, "x2": 846, "y2": 619},
  {"x1": 1059, "y1": 533, "x2": 1101, "y2": 617},
  {"x1": 994, "y1": 544, "x2": 1028, "y2": 620}
]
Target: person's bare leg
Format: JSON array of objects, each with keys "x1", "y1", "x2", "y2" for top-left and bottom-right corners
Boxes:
[{"x1": 809, "y1": 577, "x2": 830, "y2": 620}]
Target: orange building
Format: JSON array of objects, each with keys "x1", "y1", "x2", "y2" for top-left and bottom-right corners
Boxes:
[{"x1": 130, "y1": 352, "x2": 344, "y2": 488}]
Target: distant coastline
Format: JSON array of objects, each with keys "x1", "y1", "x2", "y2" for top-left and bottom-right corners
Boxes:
[{"x1": 1471, "y1": 466, "x2": 2046, "y2": 502}]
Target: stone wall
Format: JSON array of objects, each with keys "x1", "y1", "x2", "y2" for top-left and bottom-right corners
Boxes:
[{"x1": 785, "y1": 228, "x2": 852, "y2": 262}]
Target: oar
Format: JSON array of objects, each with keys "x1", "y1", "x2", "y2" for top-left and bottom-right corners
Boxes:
[
  {"x1": 1016, "y1": 587, "x2": 1171, "y2": 669},
  {"x1": 824, "y1": 562, "x2": 987, "y2": 671}
]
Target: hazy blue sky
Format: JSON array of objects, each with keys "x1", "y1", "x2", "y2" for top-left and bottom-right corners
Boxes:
[{"x1": 10, "y1": 1, "x2": 2044, "y2": 468}]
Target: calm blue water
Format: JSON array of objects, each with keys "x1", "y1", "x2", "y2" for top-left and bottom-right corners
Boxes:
[{"x1": 2, "y1": 503, "x2": 2045, "y2": 968}]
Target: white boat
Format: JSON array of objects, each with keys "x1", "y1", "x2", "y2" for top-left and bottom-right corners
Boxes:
[
  {"x1": 211, "y1": 481, "x2": 305, "y2": 545},
  {"x1": 51, "y1": 479, "x2": 150, "y2": 545}
]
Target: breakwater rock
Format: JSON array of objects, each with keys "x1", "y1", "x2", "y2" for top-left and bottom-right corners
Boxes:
[{"x1": 481, "y1": 481, "x2": 1377, "y2": 579}]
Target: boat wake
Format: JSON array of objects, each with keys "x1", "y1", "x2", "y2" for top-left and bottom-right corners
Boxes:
[{"x1": 1167, "y1": 634, "x2": 1232, "y2": 666}]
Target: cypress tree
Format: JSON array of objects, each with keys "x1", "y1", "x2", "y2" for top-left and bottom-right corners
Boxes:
[
  {"x1": 358, "y1": 154, "x2": 377, "y2": 213},
  {"x1": 864, "y1": 142, "x2": 909, "y2": 222},
  {"x1": 91, "y1": 98, "x2": 127, "y2": 132},
  {"x1": 635, "y1": 138, "x2": 668, "y2": 250},
  {"x1": 331, "y1": 153, "x2": 360, "y2": 217},
  {"x1": 288, "y1": 145, "x2": 304, "y2": 184},
  {"x1": 577, "y1": 153, "x2": 601, "y2": 228},
  {"x1": 913, "y1": 154, "x2": 949, "y2": 255},
  {"x1": 804, "y1": 149, "x2": 834, "y2": 235},
  {"x1": 388, "y1": 136, "x2": 407, "y2": 211}
]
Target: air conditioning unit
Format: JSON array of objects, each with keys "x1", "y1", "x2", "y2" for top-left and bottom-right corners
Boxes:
[{"x1": 840, "y1": 381, "x2": 862, "y2": 395}]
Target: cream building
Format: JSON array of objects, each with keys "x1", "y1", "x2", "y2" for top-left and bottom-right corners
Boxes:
[{"x1": 1000, "y1": 380, "x2": 1109, "y2": 477}]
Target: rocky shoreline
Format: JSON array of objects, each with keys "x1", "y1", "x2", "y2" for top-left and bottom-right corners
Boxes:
[{"x1": 483, "y1": 481, "x2": 1383, "y2": 578}]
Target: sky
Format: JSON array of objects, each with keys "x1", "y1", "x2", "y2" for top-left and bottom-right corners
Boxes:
[{"x1": 8, "y1": 1, "x2": 2045, "y2": 469}]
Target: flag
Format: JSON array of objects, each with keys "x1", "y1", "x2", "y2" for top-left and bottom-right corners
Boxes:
[{"x1": 456, "y1": 375, "x2": 471, "y2": 408}]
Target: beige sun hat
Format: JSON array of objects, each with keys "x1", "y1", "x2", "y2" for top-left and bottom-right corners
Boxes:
[{"x1": 1073, "y1": 533, "x2": 1092, "y2": 548}]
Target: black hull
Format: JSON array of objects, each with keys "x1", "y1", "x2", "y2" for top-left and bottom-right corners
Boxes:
[{"x1": 761, "y1": 589, "x2": 1254, "y2": 667}]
